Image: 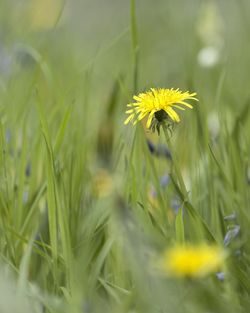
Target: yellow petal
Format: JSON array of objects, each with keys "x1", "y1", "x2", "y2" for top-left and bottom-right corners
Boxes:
[
  {"x1": 177, "y1": 101, "x2": 193, "y2": 109},
  {"x1": 172, "y1": 104, "x2": 186, "y2": 111},
  {"x1": 124, "y1": 114, "x2": 135, "y2": 125},
  {"x1": 165, "y1": 107, "x2": 180, "y2": 122},
  {"x1": 146, "y1": 111, "x2": 155, "y2": 128}
]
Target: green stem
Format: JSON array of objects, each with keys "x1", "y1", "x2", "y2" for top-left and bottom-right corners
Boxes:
[
  {"x1": 163, "y1": 128, "x2": 216, "y2": 242},
  {"x1": 163, "y1": 128, "x2": 188, "y2": 198},
  {"x1": 130, "y1": 0, "x2": 139, "y2": 94}
]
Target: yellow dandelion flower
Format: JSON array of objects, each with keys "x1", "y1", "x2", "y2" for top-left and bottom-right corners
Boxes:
[
  {"x1": 124, "y1": 88, "x2": 198, "y2": 129},
  {"x1": 160, "y1": 244, "x2": 226, "y2": 278}
]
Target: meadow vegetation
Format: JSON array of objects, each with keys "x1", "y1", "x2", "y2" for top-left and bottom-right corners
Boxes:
[{"x1": 0, "y1": 1, "x2": 250, "y2": 312}]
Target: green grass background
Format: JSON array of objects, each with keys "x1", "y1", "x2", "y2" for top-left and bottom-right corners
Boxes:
[{"x1": 0, "y1": 0, "x2": 250, "y2": 312}]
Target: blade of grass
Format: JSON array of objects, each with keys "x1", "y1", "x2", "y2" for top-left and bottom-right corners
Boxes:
[
  {"x1": 130, "y1": 0, "x2": 139, "y2": 93},
  {"x1": 175, "y1": 207, "x2": 185, "y2": 243},
  {"x1": 35, "y1": 92, "x2": 58, "y2": 284}
]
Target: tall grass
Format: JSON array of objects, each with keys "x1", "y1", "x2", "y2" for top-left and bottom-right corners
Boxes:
[{"x1": 0, "y1": 0, "x2": 250, "y2": 312}]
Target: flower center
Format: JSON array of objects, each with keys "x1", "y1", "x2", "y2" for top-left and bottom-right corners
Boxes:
[{"x1": 154, "y1": 109, "x2": 168, "y2": 122}]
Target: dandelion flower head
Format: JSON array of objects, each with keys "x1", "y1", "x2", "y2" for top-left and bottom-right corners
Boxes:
[
  {"x1": 160, "y1": 244, "x2": 226, "y2": 278},
  {"x1": 124, "y1": 88, "x2": 198, "y2": 129}
]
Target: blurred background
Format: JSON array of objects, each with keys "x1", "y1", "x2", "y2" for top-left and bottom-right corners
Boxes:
[
  {"x1": 1, "y1": 0, "x2": 250, "y2": 97},
  {"x1": 1, "y1": 0, "x2": 250, "y2": 136},
  {"x1": 0, "y1": 1, "x2": 250, "y2": 312}
]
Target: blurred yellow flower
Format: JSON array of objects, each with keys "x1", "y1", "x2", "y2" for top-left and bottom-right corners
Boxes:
[
  {"x1": 27, "y1": 0, "x2": 63, "y2": 31},
  {"x1": 93, "y1": 169, "x2": 113, "y2": 198},
  {"x1": 160, "y1": 244, "x2": 226, "y2": 278},
  {"x1": 124, "y1": 88, "x2": 198, "y2": 129}
]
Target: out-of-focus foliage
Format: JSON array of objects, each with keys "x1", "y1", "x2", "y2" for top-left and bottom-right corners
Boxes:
[{"x1": 0, "y1": 0, "x2": 250, "y2": 312}]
